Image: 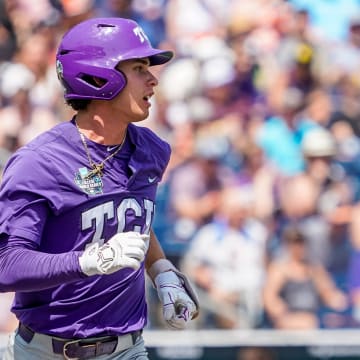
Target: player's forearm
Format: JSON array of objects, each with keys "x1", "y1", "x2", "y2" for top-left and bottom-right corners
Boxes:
[
  {"x1": 0, "y1": 238, "x2": 85, "y2": 292},
  {"x1": 145, "y1": 230, "x2": 166, "y2": 269}
]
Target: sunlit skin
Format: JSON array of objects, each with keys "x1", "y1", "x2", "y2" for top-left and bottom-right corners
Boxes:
[
  {"x1": 113, "y1": 58, "x2": 158, "y2": 123},
  {"x1": 75, "y1": 58, "x2": 158, "y2": 145}
]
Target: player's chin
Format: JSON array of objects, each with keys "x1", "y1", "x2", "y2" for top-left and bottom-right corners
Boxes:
[{"x1": 132, "y1": 109, "x2": 149, "y2": 122}]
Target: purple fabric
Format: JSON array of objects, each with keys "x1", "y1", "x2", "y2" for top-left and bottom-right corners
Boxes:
[
  {"x1": 0, "y1": 119, "x2": 171, "y2": 338},
  {"x1": 0, "y1": 236, "x2": 84, "y2": 291}
]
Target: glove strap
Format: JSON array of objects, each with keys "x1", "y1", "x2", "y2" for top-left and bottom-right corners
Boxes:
[{"x1": 147, "y1": 259, "x2": 176, "y2": 283}]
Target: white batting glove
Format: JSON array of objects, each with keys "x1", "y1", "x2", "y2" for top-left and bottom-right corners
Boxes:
[
  {"x1": 79, "y1": 232, "x2": 149, "y2": 276},
  {"x1": 155, "y1": 270, "x2": 198, "y2": 330}
]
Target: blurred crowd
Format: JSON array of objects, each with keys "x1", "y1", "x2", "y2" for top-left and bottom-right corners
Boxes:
[{"x1": 2, "y1": 0, "x2": 360, "y2": 334}]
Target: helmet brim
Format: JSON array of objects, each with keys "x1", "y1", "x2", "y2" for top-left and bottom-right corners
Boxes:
[
  {"x1": 120, "y1": 47, "x2": 174, "y2": 66},
  {"x1": 148, "y1": 50, "x2": 174, "y2": 65}
]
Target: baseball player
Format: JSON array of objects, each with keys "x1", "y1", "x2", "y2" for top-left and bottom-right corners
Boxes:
[{"x1": 0, "y1": 17, "x2": 199, "y2": 360}]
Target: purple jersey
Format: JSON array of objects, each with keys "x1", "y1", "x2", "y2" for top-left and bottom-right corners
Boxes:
[{"x1": 0, "y1": 119, "x2": 171, "y2": 338}]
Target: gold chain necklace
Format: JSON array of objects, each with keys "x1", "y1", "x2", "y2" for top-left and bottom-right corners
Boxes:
[{"x1": 75, "y1": 119, "x2": 127, "y2": 179}]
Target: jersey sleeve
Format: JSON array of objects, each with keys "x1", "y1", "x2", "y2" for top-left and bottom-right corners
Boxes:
[
  {"x1": 0, "y1": 149, "x2": 57, "y2": 244},
  {"x1": 0, "y1": 235, "x2": 84, "y2": 292}
]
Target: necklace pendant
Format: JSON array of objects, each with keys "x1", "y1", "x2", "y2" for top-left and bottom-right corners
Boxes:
[
  {"x1": 85, "y1": 163, "x2": 104, "y2": 179},
  {"x1": 75, "y1": 166, "x2": 104, "y2": 195}
]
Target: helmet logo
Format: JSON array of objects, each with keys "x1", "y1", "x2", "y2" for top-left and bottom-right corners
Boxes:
[
  {"x1": 56, "y1": 60, "x2": 63, "y2": 80},
  {"x1": 133, "y1": 26, "x2": 149, "y2": 43}
]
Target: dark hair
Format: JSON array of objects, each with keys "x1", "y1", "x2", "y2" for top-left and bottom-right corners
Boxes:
[{"x1": 66, "y1": 99, "x2": 91, "y2": 111}]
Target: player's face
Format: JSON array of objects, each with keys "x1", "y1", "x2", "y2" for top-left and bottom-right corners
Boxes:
[{"x1": 112, "y1": 58, "x2": 158, "y2": 123}]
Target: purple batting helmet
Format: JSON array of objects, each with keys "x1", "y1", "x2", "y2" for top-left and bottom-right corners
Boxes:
[{"x1": 56, "y1": 17, "x2": 173, "y2": 100}]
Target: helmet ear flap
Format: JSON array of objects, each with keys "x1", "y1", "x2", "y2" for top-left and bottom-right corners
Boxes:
[
  {"x1": 114, "y1": 69, "x2": 127, "y2": 94},
  {"x1": 58, "y1": 58, "x2": 127, "y2": 100},
  {"x1": 78, "y1": 72, "x2": 127, "y2": 94},
  {"x1": 76, "y1": 69, "x2": 127, "y2": 99}
]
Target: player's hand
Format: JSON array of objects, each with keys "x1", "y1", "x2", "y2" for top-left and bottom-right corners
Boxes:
[
  {"x1": 155, "y1": 270, "x2": 198, "y2": 330},
  {"x1": 79, "y1": 232, "x2": 149, "y2": 276}
]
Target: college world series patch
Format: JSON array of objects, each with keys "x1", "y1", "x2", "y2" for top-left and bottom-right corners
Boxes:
[{"x1": 74, "y1": 167, "x2": 103, "y2": 195}]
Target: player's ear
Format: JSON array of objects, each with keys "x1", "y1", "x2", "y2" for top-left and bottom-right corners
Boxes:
[
  {"x1": 93, "y1": 77, "x2": 106, "y2": 87},
  {"x1": 80, "y1": 75, "x2": 107, "y2": 88}
]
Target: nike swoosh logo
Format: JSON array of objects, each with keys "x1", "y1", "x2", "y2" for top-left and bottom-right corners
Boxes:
[
  {"x1": 148, "y1": 176, "x2": 157, "y2": 183},
  {"x1": 107, "y1": 145, "x2": 118, "y2": 152}
]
